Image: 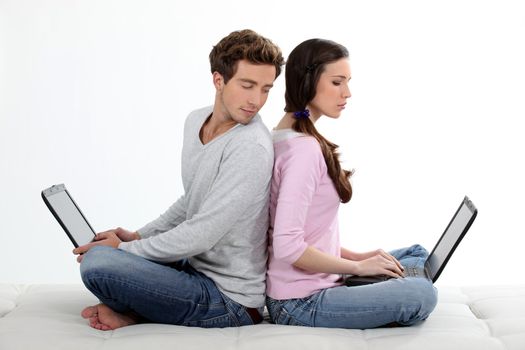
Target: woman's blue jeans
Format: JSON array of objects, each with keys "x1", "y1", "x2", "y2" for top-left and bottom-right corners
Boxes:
[
  {"x1": 80, "y1": 246, "x2": 259, "y2": 327},
  {"x1": 266, "y1": 244, "x2": 438, "y2": 329}
]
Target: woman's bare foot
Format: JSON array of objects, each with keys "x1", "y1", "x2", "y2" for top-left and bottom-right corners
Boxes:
[{"x1": 81, "y1": 304, "x2": 139, "y2": 331}]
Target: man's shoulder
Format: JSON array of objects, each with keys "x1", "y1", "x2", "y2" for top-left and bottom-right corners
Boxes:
[
  {"x1": 233, "y1": 114, "x2": 272, "y2": 150},
  {"x1": 185, "y1": 106, "x2": 213, "y2": 125}
]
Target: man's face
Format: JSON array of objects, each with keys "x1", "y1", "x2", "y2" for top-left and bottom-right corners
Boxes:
[{"x1": 214, "y1": 60, "x2": 276, "y2": 125}]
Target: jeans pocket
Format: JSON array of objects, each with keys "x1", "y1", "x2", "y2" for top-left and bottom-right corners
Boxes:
[
  {"x1": 267, "y1": 298, "x2": 310, "y2": 327},
  {"x1": 183, "y1": 313, "x2": 233, "y2": 328},
  {"x1": 276, "y1": 306, "x2": 309, "y2": 326}
]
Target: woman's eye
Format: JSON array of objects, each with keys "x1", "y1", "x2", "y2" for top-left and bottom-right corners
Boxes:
[{"x1": 333, "y1": 81, "x2": 342, "y2": 86}]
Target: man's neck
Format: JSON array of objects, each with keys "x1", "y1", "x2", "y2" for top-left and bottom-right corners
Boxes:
[{"x1": 199, "y1": 113, "x2": 238, "y2": 145}]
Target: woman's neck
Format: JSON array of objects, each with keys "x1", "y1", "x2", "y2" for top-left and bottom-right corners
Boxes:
[
  {"x1": 274, "y1": 113, "x2": 295, "y2": 130},
  {"x1": 274, "y1": 111, "x2": 320, "y2": 130}
]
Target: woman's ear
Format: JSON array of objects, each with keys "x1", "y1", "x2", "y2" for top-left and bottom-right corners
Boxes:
[{"x1": 212, "y1": 71, "x2": 224, "y2": 91}]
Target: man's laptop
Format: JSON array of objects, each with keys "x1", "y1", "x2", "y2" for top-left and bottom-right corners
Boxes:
[
  {"x1": 42, "y1": 184, "x2": 96, "y2": 248},
  {"x1": 344, "y1": 196, "x2": 477, "y2": 286}
]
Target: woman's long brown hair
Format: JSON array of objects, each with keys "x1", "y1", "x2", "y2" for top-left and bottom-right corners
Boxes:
[{"x1": 285, "y1": 39, "x2": 353, "y2": 203}]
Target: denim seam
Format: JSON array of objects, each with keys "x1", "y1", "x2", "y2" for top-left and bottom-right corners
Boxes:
[
  {"x1": 314, "y1": 305, "x2": 421, "y2": 318},
  {"x1": 182, "y1": 313, "x2": 232, "y2": 327},
  {"x1": 279, "y1": 307, "x2": 309, "y2": 326},
  {"x1": 222, "y1": 301, "x2": 242, "y2": 327}
]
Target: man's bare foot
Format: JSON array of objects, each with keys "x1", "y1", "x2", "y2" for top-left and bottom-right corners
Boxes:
[{"x1": 81, "y1": 304, "x2": 139, "y2": 331}]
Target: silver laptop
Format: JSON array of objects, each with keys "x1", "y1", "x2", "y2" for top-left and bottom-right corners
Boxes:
[
  {"x1": 344, "y1": 196, "x2": 478, "y2": 286},
  {"x1": 42, "y1": 184, "x2": 96, "y2": 248}
]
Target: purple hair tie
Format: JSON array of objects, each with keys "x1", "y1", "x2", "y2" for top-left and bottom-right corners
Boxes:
[
  {"x1": 293, "y1": 109, "x2": 310, "y2": 119},
  {"x1": 305, "y1": 63, "x2": 317, "y2": 73}
]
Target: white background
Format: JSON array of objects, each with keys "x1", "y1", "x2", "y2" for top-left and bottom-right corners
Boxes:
[{"x1": 1, "y1": 0, "x2": 524, "y2": 286}]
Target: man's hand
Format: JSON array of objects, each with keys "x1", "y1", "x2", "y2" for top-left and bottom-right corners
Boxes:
[
  {"x1": 73, "y1": 231, "x2": 123, "y2": 263},
  {"x1": 100, "y1": 227, "x2": 140, "y2": 242}
]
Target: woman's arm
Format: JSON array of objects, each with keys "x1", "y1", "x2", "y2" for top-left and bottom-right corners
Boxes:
[
  {"x1": 271, "y1": 138, "x2": 401, "y2": 279},
  {"x1": 340, "y1": 247, "x2": 404, "y2": 273},
  {"x1": 341, "y1": 247, "x2": 389, "y2": 261},
  {"x1": 340, "y1": 247, "x2": 368, "y2": 261},
  {"x1": 294, "y1": 246, "x2": 404, "y2": 278}
]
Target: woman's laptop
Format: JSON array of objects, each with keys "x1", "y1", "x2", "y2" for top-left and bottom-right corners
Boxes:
[{"x1": 344, "y1": 196, "x2": 478, "y2": 286}]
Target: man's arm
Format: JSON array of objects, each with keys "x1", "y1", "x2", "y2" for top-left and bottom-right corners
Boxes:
[
  {"x1": 136, "y1": 194, "x2": 187, "y2": 239},
  {"x1": 119, "y1": 141, "x2": 272, "y2": 262}
]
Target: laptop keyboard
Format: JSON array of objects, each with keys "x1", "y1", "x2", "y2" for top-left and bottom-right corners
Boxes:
[{"x1": 406, "y1": 267, "x2": 421, "y2": 277}]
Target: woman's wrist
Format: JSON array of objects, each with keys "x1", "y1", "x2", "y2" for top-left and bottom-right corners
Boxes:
[{"x1": 345, "y1": 259, "x2": 362, "y2": 275}]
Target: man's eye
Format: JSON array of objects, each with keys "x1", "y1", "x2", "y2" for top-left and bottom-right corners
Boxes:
[{"x1": 242, "y1": 85, "x2": 253, "y2": 89}]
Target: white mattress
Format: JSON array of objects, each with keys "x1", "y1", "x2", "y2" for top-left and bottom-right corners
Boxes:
[{"x1": 1, "y1": 284, "x2": 524, "y2": 350}]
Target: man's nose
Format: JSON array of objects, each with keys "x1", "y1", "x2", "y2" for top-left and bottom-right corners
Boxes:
[{"x1": 248, "y1": 92, "x2": 263, "y2": 108}]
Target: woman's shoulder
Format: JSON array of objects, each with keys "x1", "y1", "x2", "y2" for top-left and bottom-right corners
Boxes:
[
  {"x1": 273, "y1": 133, "x2": 325, "y2": 177},
  {"x1": 274, "y1": 132, "x2": 322, "y2": 155}
]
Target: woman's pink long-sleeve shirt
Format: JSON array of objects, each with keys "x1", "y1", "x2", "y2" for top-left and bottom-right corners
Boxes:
[{"x1": 266, "y1": 130, "x2": 342, "y2": 299}]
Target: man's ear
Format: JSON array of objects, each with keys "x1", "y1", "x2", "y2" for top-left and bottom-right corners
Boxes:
[{"x1": 212, "y1": 71, "x2": 224, "y2": 91}]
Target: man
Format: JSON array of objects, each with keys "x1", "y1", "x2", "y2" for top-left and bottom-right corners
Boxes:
[{"x1": 73, "y1": 29, "x2": 284, "y2": 330}]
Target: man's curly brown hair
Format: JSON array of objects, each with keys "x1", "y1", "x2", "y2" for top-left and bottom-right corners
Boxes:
[{"x1": 209, "y1": 29, "x2": 284, "y2": 84}]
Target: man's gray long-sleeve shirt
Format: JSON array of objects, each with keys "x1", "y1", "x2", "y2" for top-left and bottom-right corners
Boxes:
[{"x1": 119, "y1": 106, "x2": 273, "y2": 307}]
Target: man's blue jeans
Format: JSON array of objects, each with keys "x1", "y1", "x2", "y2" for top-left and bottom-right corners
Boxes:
[
  {"x1": 266, "y1": 244, "x2": 438, "y2": 329},
  {"x1": 80, "y1": 246, "x2": 259, "y2": 327}
]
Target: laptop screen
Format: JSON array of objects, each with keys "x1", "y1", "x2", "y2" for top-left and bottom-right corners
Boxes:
[
  {"x1": 426, "y1": 197, "x2": 477, "y2": 281},
  {"x1": 45, "y1": 188, "x2": 95, "y2": 246}
]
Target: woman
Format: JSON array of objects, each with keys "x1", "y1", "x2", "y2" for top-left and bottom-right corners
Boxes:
[{"x1": 266, "y1": 39, "x2": 438, "y2": 329}]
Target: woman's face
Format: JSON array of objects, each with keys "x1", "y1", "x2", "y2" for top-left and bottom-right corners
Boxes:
[{"x1": 308, "y1": 58, "x2": 351, "y2": 120}]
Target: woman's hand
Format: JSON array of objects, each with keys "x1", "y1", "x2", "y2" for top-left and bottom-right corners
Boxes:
[
  {"x1": 292, "y1": 246, "x2": 404, "y2": 278},
  {"x1": 354, "y1": 251, "x2": 405, "y2": 279}
]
